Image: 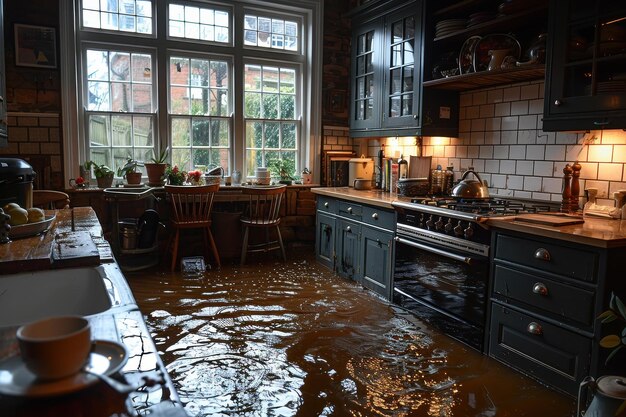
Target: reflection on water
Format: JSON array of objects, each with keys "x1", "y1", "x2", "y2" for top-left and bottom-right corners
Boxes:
[{"x1": 128, "y1": 252, "x2": 575, "y2": 417}]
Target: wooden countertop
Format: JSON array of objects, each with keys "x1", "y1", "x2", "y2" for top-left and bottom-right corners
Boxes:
[
  {"x1": 311, "y1": 187, "x2": 626, "y2": 247},
  {"x1": 487, "y1": 215, "x2": 626, "y2": 248}
]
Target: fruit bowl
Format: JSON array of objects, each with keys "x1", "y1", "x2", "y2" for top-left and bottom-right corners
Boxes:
[{"x1": 8, "y1": 214, "x2": 56, "y2": 239}]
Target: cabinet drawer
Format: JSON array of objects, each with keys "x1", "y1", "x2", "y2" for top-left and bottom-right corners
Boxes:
[
  {"x1": 316, "y1": 196, "x2": 336, "y2": 214},
  {"x1": 362, "y1": 206, "x2": 395, "y2": 231},
  {"x1": 495, "y1": 234, "x2": 597, "y2": 282},
  {"x1": 493, "y1": 264, "x2": 595, "y2": 326},
  {"x1": 489, "y1": 303, "x2": 591, "y2": 396},
  {"x1": 338, "y1": 201, "x2": 363, "y2": 221}
]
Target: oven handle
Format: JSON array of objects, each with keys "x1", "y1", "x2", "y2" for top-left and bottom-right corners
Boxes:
[{"x1": 394, "y1": 237, "x2": 474, "y2": 265}]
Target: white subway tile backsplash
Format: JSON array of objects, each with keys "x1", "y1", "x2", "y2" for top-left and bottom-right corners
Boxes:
[
  {"x1": 532, "y1": 192, "x2": 551, "y2": 200},
  {"x1": 456, "y1": 146, "x2": 468, "y2": 158},
  {"x1": 491, "y1": 174, "x2": 507, "y2": 188},
  {"x1": 471, "y1": 118, "x2": 486, "y2": 132},
  {"x1": 501, "y1": 130, "x2": 518, "y2": 144},
  {"x1": 466, "y1": 106, "x2": 480, "y2": 119},
  {"x1": 534, "y1": 161, "x2": 555, "y2": 176},
  {"x1": 501, "y1": 160, "x2": 516, "y2": 174},
  {"x1": 473, "y1": 91, "x2": 487, "y2": 105},
  {"x1": 501, "y1": 116, "x2": 519, "y2": 130},
  {"x1": 485, "y1": 159, "x2": 500, "y2": 173},
  {"x1": 460, "y1": 94, "x2": 473, "y2": 107},
  {"x1": 472, "y1": 159, "x2": 485, "y2": 172},
  {"x1": 588, "y1": 145, "x2": 613, "y2": 162},
  {"x1": 493, "y1": 145, "x2": 509, "y2": 159},
  {"x1": 507, "y1": 175, "x2": 524, "y2": 189},
  {"x1": 526, "y1": 145, "x2": 545, "y2": 160},
  {"x1": 479, "y1": 104, "x2": 495, "y2": 118},
  {"x1": 613, "y1": 145, "x2": 626, "y2": 162},
  {"x1": 555, "y1": 131, "x2": 581, "y2": 145},
  {"x1": 486, "y1": 117, "x2": 501, "y2": 131},
  {"x1": 598, "y1": 163, "x2": 623, "y2": 181},
  {"x1": 511, "y1": 100, "x2": 529, "y2": 116},
  {"x1": 460, "y1": 158, "x2": 473, "y2": 170},
  {"x1": 517, "y1": 160, "x2": 534, "y2": 175},
  {"x1": 479, "y1": 146, "x2": 494, "y2": 159},
  {"x1": 542, "y1": 177, "x2": 562, "y2": 193},
  {"x1": 519, "y1": 115, "x2": 537, "y2": 130},
  {"x1": 584, "y1": 180, "x2": 609, "y2": 198},
  {"x1": 524, "y1": 176, "x2": 542, "y2": 191},
  {"x1": 518, "y1": 129, "x2": 537, "y2": 144},
  {"x1": 468, "y1": 146, "x2": 480, "y2": 158},
  {"x1": 520, "y1": 84, "x2": 540, "y2": 100},
  {"x1": 471, "y1": 131, "x2": 485, "y2": 145},
  {"x1": 515, "y1": 190, "x2": 532, "y2": 199},
  {"x1": 444, "y1": 146, "x2": 456, "y2": 158},
  {"x1": 495, "y1": 102, "x2": 511, "y2": 117},
  {"x1": 510, "y1": 145, "x2": 526, "y2": 159},
  {"x1": 579, "y1": 162, "x2": 598, "y2": 180},
  {"x1": 609, "y1": 182, "x2": 626, "y2": 194},
  {"x1": 545, "y1": 145, "x2": 566, "y2": 161},
  {"x1": 488, "y1": 89, "x2": 503, "y2": 103},
  {"x1": 485, "y1": 131, "x2": 501, "y2": 145},
  {"x1": 503, "y1": 86, "x2": 521, "y2": 101}
]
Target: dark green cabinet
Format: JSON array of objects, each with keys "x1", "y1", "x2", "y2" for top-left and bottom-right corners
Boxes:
[
  {"x1": 349, "y1": 0, "x2": 458, "y2": 137},
  {"x1": 315, "y1": 194, "x2": 395, "y2": 299},
  {"x1": 316, "y1": 211, "x2": 336, "y2": 271},
  {"x1": 361, "y1": 226, "x2": 393, "y2": 300},
  {"x1": 544, "y1": 0, "x2": 626, "y2": 130},
  {"x1": 0, "y1": 0, "x2": 6, "y2": 148}
]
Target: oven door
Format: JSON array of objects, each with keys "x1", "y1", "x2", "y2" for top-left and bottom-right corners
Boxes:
[{"x1": 393, "y1": 233, "x2": 489, "y2": 351}]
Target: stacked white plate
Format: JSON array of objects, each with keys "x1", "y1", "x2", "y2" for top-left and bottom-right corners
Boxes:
[
  {"x1": 255, "y1": 167, "x2": 271, "y2": 185},
  {"x1": 435, "y1": 19, "x2": 466, "y2": 38}
]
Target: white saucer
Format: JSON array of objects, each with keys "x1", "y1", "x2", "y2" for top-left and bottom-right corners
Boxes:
[{"x1": 0, "y1": 340, "x2": 127, "y2": 397}]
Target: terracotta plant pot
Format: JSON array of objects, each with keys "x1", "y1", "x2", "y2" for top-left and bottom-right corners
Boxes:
[
  {"x1": 96, "y1": 175, "x2": 114, "y2": 189},
  {"x1": 125, "y1": 172, "x2": 143, "y2": 185},
  {"x1": 145, "y1": 163, "x2": 167, "y2": 186}
]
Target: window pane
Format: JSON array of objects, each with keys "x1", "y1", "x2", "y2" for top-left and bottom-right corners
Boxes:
[
  {"x1": 111, "y1": 115, "x2": 132, "y2": 146},
  {"x1": 82, "y1": 0, "x2": 152, "y2": 34},
  {"x1": 244, "y1": 13, "x2": 299, "y2": 52},
  {"x1": 171, "y1": 118, "x2": 190, "y2": 147},
  {"x1": 133, "y1": 116, "x2": 153, "y2": 147},
  {"x1": 282, "y1": 123, "x2": 296, "y2": 149},
  {"x1": 192, "y1": 118, "x2": 210, "y2": 146},
  {"x1": 265, "y1": 122, "x2": 279, "y2": 148},
  {"x1": 168, "y1": 3, "x2": 230, "y2": 43}
]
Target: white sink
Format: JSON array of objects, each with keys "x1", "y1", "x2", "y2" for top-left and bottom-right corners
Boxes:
[{"x1": 0, "y1": 267, "x2": 113, "y2": 327}]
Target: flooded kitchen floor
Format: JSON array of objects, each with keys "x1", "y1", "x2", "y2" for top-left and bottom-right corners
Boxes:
[{"x1": 127, "y1": 247, "x2": 576, "y2": 417}]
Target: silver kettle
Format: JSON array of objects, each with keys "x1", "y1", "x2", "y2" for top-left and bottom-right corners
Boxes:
[
  {"x1": 450, "y1": 168, "x2": 489, "y2": 199},
  {"x1": 578, "y1": 375, "x2": 626, "y2": 417}
]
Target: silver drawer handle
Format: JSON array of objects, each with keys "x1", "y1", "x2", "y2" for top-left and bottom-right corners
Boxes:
[
  {"x1": 372, "y1": 213, "x2": 378, "y2": 220},
  {"x1": 347, "y1": 207, "x2": 353, "y2": 213},
  {"x1": 346, "y1": 226, "x2": 351, "y2": 232},
  {"x1": 527, "y1": 322, "x2": 543, "y2": 335},
  {"x1": 324, "y1": 202, "x2": 329, "y2": 208},
  {"x1": 534, "y1": 248, "x2": 551, "y2": 261},
  {"x1": 532, "y1": 282, "x2": 548, "y2": 296}
]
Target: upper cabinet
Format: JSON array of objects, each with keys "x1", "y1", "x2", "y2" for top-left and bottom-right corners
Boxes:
[
  {"x1": 422, "y1": 0, "x2": 548, "y2": 91},
  {"x1": 543, "y1": 0, "x2": 626, "y2": 131},
  {"x1": 0, "y1": 0, "x2": 7, "y2": 148},
  {"x1": 350, "y1": 0, "x2": 459, "y2": 138}
]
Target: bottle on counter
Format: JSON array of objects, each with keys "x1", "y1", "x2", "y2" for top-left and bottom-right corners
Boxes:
[
  {"x1": 376, "y1": 144, "x2": 385, "y2": 189},
  {"x1": 430, "y1": 165, "x2": 443, "y2": 195},
  {"x1": 398, "y1": 154, "x2": 408, "y2": 180}
]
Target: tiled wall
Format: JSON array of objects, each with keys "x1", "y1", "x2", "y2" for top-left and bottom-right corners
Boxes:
[
  {"x1": 323, "y1": 126, "x2": 353, "y2": 152},
  {"x1": 360, "y1": 80, "x2": 626, "y2": 206}
]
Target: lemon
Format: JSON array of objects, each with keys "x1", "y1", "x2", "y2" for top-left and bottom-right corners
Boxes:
[
  {"x1": 27, "y1": 208, "x2": 45, "y2": 223},
  {"x1": 3, "y1": 203, "x2": 21, "y2": 213},
  {"x1": 8, "y1": 207, "x2": 28, "y2": 226}
]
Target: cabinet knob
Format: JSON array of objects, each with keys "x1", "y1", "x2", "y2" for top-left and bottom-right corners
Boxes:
[
  {"x1": 532, "y1": 282, "x2": 549, "y2": 296},
  {"x1": 346, "y1": 226, "x2": 351, "y2": 232},
  {"x1": 527, "y1": 322, "x2": 543, "y2": 335},
  {"x1": 0, "y1": 96, "x2": 4, "y2": 103},
  {"x1": 554, "y1": 99, "x2": 561, "y2": 106},
  {"x1": 534, "y1": 247, "x2": 551, "y2": 261},
  {"x1": 413, "y1": 115, "x2": 418, "y2": 120},
  {"x1": 347, "y1": 207, "x2": 353, "y2": 213},
  {"x1": 324, "y1": 202, "x2": 329, "y2": 208},
  {"x1": 593, "y1": 120, "x2": 610, "y2": 126},
  {"x1": 371, "y1": 213, "x2": 378, "y2": 220}
]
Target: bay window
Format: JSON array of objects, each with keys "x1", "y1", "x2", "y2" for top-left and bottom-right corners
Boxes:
[{"x1": 63, "y1": 0, "x2": 322, "y2": 181}]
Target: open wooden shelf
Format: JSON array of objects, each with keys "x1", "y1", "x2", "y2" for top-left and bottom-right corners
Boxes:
[{"x1": 423, "y1": 65, "x2": 545, "y2": 91}]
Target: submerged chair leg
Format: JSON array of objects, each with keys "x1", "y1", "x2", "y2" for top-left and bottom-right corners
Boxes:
[
  {"x1": 171, "y1": 229, "x2": 180, "y2": 272},
  {"x1": 240, "y1": 226, "x2": 250, "y2": 265},
  {"x1": 276, "y1": 225, "x2": 286, "y2": 262},
  {"x1": 206, "y1": 227, "x2": 221, "y2": 269}
]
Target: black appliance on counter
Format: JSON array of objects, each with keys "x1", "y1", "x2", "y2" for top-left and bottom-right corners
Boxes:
[
  {"x1": 391, "y1": 197, "x2": 557, "y2": 351},
  {"x1": 0, "y1": 158, "x2": 36, "y2": 208}
]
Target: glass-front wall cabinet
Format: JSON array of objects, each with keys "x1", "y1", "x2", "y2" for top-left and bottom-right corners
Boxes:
[
  {"x1": 352, "y1": 19, "x2": 382, "y2": 130},
  {"x1": 544, "y1": 0, "x2": 626, "y2": 129}
]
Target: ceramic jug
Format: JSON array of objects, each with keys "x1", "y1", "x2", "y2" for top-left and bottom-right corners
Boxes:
[
  {"x1": 578, "y1": 375, "x2": 626, "y2": 417},
  {"x1": 487, "y1": 49, "x2": 510, "y2": 71}
]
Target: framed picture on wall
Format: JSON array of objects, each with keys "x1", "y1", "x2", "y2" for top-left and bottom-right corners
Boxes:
[{"x1": 14, "y1": 24, "x2": 57, "y2": 68}]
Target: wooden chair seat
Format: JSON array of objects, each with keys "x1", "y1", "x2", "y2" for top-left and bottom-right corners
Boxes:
[
  {"x1": 165, "y1": 184, "x2": 221, "y2": 271},
  {"x1": 32, "y1": 190, "x2": 70, "y2": 210}
]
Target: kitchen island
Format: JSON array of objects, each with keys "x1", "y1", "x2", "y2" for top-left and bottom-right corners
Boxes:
[{"x1": 0, "y1": 208, "x2": 187, "y2": 417}]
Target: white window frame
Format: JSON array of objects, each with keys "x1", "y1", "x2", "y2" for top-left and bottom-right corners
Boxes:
[{"x1": 60, "y1": 0, "x2": 323, "y2": 183}]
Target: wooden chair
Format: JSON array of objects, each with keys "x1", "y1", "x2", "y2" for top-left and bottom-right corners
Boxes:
[
  {"x1": 165, "y1": 184, "x2": 220, "y2": 271},
  {"x1": 240, "y1": 185, "x2": 286, "y2": 265},
  {"x1": 32, "y1": 190, "x2": 70, "y2": 209}
]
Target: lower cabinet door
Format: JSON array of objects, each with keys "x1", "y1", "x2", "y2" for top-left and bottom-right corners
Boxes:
[
  {"x1": 316, "y1": 211, "x2": 336, "y2": 270},
  {"x1": 360, "y1": 226, "x2": 393, "y2": 299},
  {"x1": 336, "y1": 219, "x2": 361, "y2": 280},
  {"x1": 489, "y1": 302, "x2": 591, "y2": 396}
]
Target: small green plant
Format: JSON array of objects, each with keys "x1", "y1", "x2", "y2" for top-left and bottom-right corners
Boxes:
[
  {"x1": 268, "y1": 159, "x2": 295, "y2": 181},
  {"x1": 117, "y1": 158, "x2": 144, "y2": 177},
  {"x1": 598, "y1": 292, "x2": 626, "y2": 364},
  {"x1": 150, "y1": 148, "x2": 169, "y2": 164},
  {"x1": 83, "y1": 161, "x2": 114, "y2": 178}
]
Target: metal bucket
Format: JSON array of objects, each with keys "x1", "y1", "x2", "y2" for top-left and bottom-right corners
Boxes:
[{"x1": 120, "y1": 223, "x2": 138, "y2": 250}]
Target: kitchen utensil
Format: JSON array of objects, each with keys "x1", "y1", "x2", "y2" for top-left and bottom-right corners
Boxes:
[
  {"x1": 451, "y1": 168, "x2": 490, "y2": 199},
  {"x1": 473, "y1": 34, "x2": 520, "y2": 72},
  {"x1": 17, "y1": 316, "x2": 91, "y2": 380},
  {"x1": 459, "y1": 36, "x2": 482, "y2": 74},
  {"x1": 408, "y1": 156, "x2": 432, "y2": 179},
  {"x1": 578, "y1": 376, "x2": 626, "y2": 417},
  {"x1": 517, "y1": 33, "x2": 547, "y2": 66},
  {"x1": 397, "y1": 178, "x2": 429, "y2": 196},
  {"x1": 353, "y1": 178, "x2": 372, "y2": 190},
  {"x1": 348, "y1": 156, "x2": 373, "y2": 185},
  {"x1": 487, "y1": 48, "x2": 511, "y2": 71}
]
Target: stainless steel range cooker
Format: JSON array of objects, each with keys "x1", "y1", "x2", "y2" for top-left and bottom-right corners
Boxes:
[{"x1": 391, "y1": 197, "x2": 556, "y2": 351}]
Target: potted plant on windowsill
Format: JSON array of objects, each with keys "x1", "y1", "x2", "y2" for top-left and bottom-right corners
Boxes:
[
  {"x1": 145, "y1": 148, "x2": 169, "y2": 186},
  {"x1": 269, "y1": 159, "x2": 295, "y2": 185},
  {"x1": 83, "y1": 161, "x2": 115, "y2": 189},
  {"x1": 117, "y1": 158, "x2": 144, "y2": 185}
]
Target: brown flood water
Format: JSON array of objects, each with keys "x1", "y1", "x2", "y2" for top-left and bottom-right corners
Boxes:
[{"x1": 127, "y1": 248, "x2": 576, "y2": 417}]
